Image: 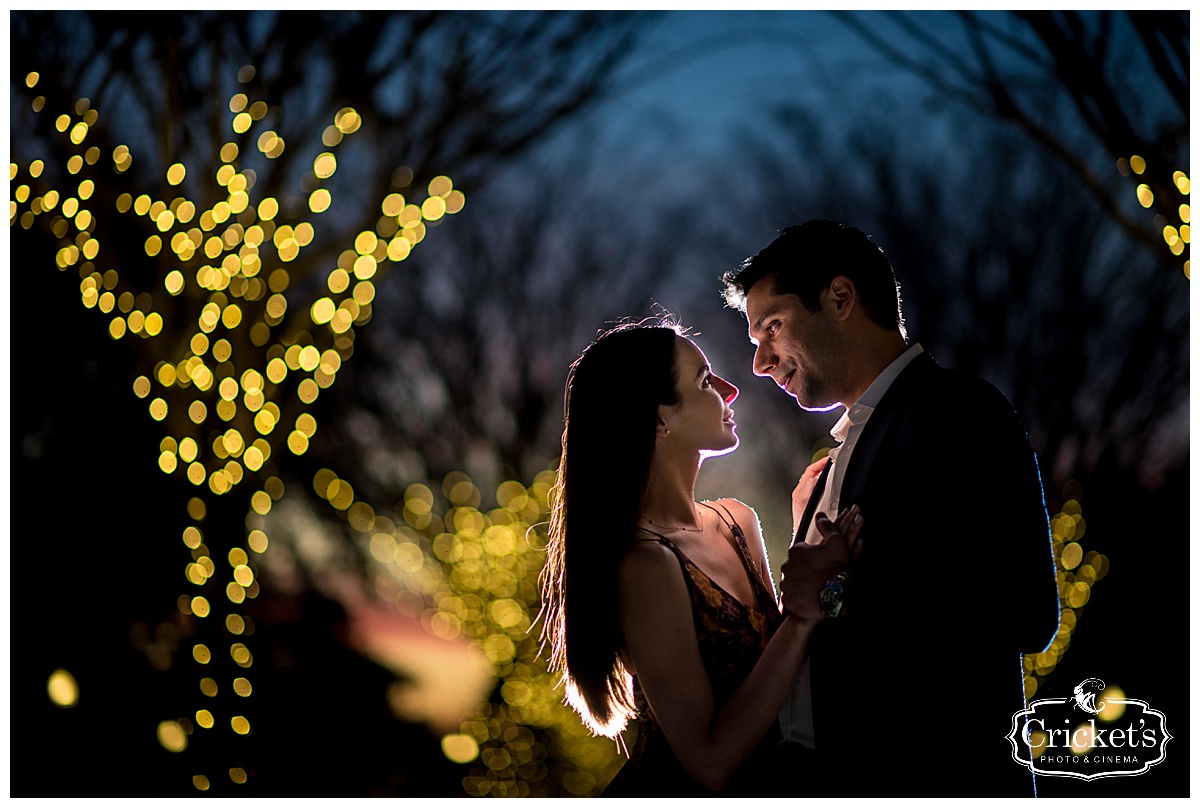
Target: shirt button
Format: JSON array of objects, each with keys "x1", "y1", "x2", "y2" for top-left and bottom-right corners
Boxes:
[{"x1": 829, "y1": 498, "x2": 838, "y2": 511}]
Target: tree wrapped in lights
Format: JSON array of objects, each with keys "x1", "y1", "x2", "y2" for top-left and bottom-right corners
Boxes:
[
  {"x1": 10, "y1": 10, "x2": 647, "y2": 797},
  {"x1": 12, "y1": 68, "x2": 470, "y2": 791},
  {"x1": 833, "y1": 10, "x2": 1190, "y2": 271}
]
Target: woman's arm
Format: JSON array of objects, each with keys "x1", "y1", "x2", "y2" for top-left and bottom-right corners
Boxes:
[{"x1": 618, "y1": 509, "x2": 860, "y2": 792}]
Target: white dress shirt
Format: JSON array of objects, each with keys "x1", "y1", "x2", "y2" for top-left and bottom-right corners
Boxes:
[{"x1": 779, "y1": 343, "x2": 925, "y2": 747}]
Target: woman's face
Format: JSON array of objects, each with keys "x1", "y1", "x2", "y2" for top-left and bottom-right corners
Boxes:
[{"x1": 661, "y1": 337, "x2": 740, "y2": 457}]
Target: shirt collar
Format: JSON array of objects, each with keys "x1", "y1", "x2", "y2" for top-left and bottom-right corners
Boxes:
[{"x1": 829, "y1": 343, "x2": 924, "y2": 443}]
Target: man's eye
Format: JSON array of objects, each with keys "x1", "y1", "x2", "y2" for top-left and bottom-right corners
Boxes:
[{"x1": 767, "y1": 322, "x2": 779, "y2": 335}]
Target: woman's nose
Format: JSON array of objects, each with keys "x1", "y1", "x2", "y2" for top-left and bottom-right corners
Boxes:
[{"x1": 716, "y1": 376, "x2": 738, "y2": 404}]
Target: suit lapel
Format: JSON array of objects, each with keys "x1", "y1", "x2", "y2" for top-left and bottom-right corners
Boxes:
[
  {"x1": 791, "y1": 457, "x2": 831, "y2": 547},
  {"x1": 839, "y1": 351, "x2": 937, "y2": 507}
]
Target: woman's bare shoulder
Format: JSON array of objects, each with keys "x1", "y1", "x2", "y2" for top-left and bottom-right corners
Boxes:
[{"x1": 707, "y1": 498, "x2": 762, "y2": 529}]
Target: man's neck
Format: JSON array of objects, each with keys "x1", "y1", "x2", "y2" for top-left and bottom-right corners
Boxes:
[{"x1": 842, "y1": 333, "x2": 910, "y2": 407}]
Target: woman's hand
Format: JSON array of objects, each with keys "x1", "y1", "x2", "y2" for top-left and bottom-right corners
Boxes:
[
  {"x1": 792, "y1": 455, "x2": 830, "y2": 537},
  {"x1": 780, "y1": 505, "x2": 864, "y2": 618}
]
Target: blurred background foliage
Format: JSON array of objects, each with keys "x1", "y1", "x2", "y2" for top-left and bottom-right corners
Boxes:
[{"x1": 9, "y1": 10, "x2": 1188, "y2": 797}]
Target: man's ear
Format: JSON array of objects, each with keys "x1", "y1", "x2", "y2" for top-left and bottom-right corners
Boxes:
[{"x1": 825, "y1": 276, "x2": 856, "y2": 321}]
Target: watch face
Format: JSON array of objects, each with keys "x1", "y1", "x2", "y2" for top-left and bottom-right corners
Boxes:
[{"x1": 819, "y1": 580, "x2": 844, "y2": 617}]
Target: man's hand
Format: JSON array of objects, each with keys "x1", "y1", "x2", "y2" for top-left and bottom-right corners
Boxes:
[
  {"x1": 780, "y1": 505, "x2": 863, "y2": 618},
  {"x1": 792, "y1": 455, "x2": 830, "y2": 537}
]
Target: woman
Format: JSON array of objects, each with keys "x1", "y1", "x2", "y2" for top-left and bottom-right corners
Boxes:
[{"x1": 540, "y1": 320, "x2": 861, "y2": 795}]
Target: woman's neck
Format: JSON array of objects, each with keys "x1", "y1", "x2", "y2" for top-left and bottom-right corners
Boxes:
[{"x1": 641, "y1": 449, "x2": 703, "y2": 529}]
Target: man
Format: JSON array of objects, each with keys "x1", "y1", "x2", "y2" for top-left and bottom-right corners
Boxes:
[{"x1": 721, "y1": 220, "x2": 1060, "y2": 796}]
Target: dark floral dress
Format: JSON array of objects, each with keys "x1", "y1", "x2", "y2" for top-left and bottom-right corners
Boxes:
[{"x1": 603, "y1": 503, "x2": 785, "y2": 797}]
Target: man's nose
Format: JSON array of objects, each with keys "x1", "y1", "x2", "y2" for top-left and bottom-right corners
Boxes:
[{"x1": 752, "y1": 343, "x2": 775, "y2": 377}]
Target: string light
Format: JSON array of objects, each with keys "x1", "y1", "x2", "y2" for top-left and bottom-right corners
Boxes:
[{"x1": 1022, "y1": 481, "x2": 1108, "y2": 699}]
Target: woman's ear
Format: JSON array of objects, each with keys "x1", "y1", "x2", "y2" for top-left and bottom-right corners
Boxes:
[{"x1": 655, "y1": 410, "x2": 671, "y2": 438}]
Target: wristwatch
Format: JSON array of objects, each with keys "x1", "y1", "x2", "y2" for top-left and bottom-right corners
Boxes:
[{"x1": 819, "y1": 571, "x2": 850, "y2": 617}]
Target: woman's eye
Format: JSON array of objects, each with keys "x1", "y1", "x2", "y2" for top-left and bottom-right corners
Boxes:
[{"x1": 702, "y1": 375, "x2": 713, "y2": 387}]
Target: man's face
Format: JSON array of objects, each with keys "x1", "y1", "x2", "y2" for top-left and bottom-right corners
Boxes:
[{"x1": 745, "y1": 279, "x2": 845, "y2": 412}]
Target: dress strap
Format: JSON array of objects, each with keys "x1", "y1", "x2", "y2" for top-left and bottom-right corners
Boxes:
[
  {"x1": 631, "y1": 529, "x2": 696, "y2": 600},
  {"x1": 698, "y1": 501, "x2": 775, "y2": 607},
  {"x1": 699, "y1": 501, "x2": 749, "y2": 554}
]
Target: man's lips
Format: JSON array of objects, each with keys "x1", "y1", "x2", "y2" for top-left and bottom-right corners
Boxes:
[{"x1": 779, "y1": 371, "x2": 795, "y2": 391}]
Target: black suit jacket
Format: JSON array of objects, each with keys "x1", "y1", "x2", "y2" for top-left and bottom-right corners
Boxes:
[{"x1": 794, "y1": 351, "x2": 1059, "y2": 796}]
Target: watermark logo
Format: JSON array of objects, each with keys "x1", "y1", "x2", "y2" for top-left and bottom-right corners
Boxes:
[{"x1": 1008, "y1": 678, "x2": 1172, "y2": 780}]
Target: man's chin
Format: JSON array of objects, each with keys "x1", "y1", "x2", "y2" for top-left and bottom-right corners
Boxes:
[{"x1": 795, "y1": 395, "x2": 842, "y2": 413}]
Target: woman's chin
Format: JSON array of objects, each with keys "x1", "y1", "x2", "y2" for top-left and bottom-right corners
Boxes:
[{"x1": 700, "y1": 438, "x2": 739, "y2": 459}]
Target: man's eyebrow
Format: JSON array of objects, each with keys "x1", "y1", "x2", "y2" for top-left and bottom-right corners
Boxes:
[{"x1": 750, "y1": 308, "x2": 776, "y2": 336}]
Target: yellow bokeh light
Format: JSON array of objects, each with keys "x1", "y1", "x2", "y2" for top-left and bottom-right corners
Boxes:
[
  {"x1": 382, "y1": 193, "x2": 405, "y2": 216},
  {"x1": 167, "y1": 163, "x2": 186, "y2": 185},
  {"x1": 157, "y1": 720, "x2": 188, "y2": 753},
  {"x1": 196, "y1": 709, "x2": 215, "y2": 729},
  {"x1": 309, "y1": 188, "x2": 331, "y2": 213},
  {"x1": 311, "y1": 298, "x2": 336, "y2": 324},
  {"x1": 287, "y1": 430, "x2": 310, "y2": 455},
  {"x1": 47, "y1": 669, "x2": 79, "y2": 707},
  {"x1": 248, "y1": 530, "x2": 269, "y2": 553},
  {"x1": 193, "y1": 644, "x2": 212, "y2": 665},
  {"x1": 422, "y1": 195, "x2": 446, "y2": 221},
  {"x1": 231, "y1": 716, "x2": 251, "y2": 735},
  {"x1": 1136, "y1": 184, "x2": 1154, "y2": 208},
  {"x1": 191, "y1": 596, "x2": 211, "y2": 618},
  {"x1": 193, "y1": 775, "x2": 210, "y2": 791},
  {"x1": 388, "y1": 237, "x2": 411, "y2": 262},
  {"x1": 1097, "y1": 684, "x2": 1127, "y2": 722},
  {"x1": 298, "y1": 345, "x2": 321, "y2": 371},
  {"x1": 259, "y1": 197, "x2": 279, "y2": 221},
  {"x1": 251, "y1": 491, "x2": 272, "y2": 515},
  {"x1": 442, "y1": 734, "x2": 480, "y2": 764},
  {"x1": 335, "y1": 107, "x2": 361, "y2": 133},
  {"x1": 233, "y1": 564, "x2": 254, "y2": 586},
  {"x1": 353, "y1": 254, "x2": 377, "y2": 280},
  {"x1": 1129, "y1": 155, "x2": 1146, "y2": 174},
  {"x1": 1060, "y1": 541, "x2": 1082, "y2": 570},
  {"x1": 1069, "y1": 722, "x2": 1095, "y2": 754},
  {"x1": 354, "y1": 231, "x2": 377, "y2": 255},
  {"x1": 314, "y1": 152, "x2": 337, "y2": 178}
]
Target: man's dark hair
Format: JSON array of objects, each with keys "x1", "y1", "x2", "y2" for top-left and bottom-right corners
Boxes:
[{"x1": 721, "y1": 220, "x2": 905, "y2": 336}]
